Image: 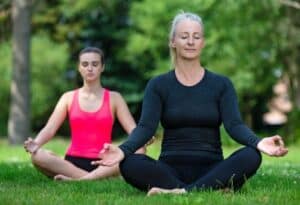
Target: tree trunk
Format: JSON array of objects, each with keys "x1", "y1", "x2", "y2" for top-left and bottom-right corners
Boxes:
[{"x1": 8, "y1": 0, "x2": 32, "y2": 144}]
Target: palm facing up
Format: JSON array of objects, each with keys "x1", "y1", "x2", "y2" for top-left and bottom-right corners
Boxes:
[
  {"x1": 96, "y1": 143, "x2": 125, "y2": 166},
  {"x1": 24, "y1": 138, "x2": 39, "y2": 154},
  {"x1": 257, "y1": 135, "x2": 288, "y2": 157}
]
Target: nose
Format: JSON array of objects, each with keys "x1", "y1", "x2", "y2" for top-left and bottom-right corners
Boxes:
[
  {"x1": 87, "y1": 64, "x2": 93, "y2": 71},
  {"x1": 187, "y1": 37, "x2": 194, "y2": 45}
]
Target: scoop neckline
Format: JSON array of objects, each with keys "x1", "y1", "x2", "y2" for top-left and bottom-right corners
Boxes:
[
  {"x1": 173, "y1": 68, "x2": 207, "y2": 88},
  {"x1": 77, "y1": 88, "x2": 106, "y2": 114}
]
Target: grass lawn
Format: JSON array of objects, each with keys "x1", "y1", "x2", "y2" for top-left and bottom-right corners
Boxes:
[{"x1": 0, "y1": 138, "x2": 299, "y2": 205}]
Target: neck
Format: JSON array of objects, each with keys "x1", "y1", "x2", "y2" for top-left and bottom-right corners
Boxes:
[
  {"x1": 82, "y1": 80, "x2": 102, "y2": 93},
  {"x1": 175, "y1": 58, "x2": 203, "y2": 79}
]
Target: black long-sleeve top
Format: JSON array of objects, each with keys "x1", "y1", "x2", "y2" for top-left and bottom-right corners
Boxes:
[{"x1": 120, "y1": 69, "x2": 261, "y2": 160}]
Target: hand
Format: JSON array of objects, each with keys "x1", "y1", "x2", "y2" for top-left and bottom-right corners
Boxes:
[
  {"x1": 145, "y1": 136, "x2": 156, "y2": 146},
  {"x1": 257, "y1": 135, "x2": 288, "y2": 157},
  {"x1": 24, "y1": 137, "x2": 40, "y2": 154},
  {"x1": 93, "y1": 143, "x2": 125, "y2": 166}
]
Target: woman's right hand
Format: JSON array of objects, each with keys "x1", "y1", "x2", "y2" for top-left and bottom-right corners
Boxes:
[
  {"x1": 24, "y1": 137, "x2": 40, "y2": 154},
  {"x1": 94, "y1": 143, "x2": 125, "y2": 166}
]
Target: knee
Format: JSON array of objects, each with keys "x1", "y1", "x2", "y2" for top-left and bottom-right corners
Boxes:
[
  {"x1": 31, "y1": 150, "x2": 41, "y2": 165},
  {"x1": 31, "y1": 149, "x2": 52, "y2": 166},
  {"x1": 119, "y1": 154, "x2": 142, "y2": 175},
  {"x1": 242, "y1": 147, "x2": 262, "y2": 170}
]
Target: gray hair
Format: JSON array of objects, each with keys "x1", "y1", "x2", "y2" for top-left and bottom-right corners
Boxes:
[{"x1": 169, "y1": 12, "x2": 204, "y2": 68}]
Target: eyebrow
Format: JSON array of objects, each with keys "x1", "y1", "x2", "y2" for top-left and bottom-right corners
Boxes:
[
  {"x1": 180, "y1": 32, "x2": 202, "y2": 35},
  {"x1": 81, "y1": 61, "x2": 100, "y2": 63}
]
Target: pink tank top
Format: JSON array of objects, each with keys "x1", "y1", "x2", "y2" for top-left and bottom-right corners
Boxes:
[{"x1": 66, "y1": 89, "x2": 114, "y2": 158}]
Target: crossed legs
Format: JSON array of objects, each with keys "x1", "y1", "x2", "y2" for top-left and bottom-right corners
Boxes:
[
  {"x1": 31, "y1": 148, "x2": 120, "y2": 180},
  {"x1": 120, "y1": 147, "x2": 262, "y2": 195},
  {"x1": 31, "y1": 148, "x2": 88, "y2": 178}
]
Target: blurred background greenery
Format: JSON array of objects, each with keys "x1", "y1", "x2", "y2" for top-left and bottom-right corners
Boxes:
[{"x1": 0, "y1": 0, "x2": 299, "y2": 145}]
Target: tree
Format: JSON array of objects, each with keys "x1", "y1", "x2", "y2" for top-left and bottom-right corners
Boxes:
[{"x1": 8, "y1": 0, "x2": 32, "y2": 144}]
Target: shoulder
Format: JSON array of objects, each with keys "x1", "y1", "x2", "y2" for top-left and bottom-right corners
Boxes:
[
  {"x1": 149, "y1": 71, "x2": 173, "y2": 83},
  {"x1": 109, "y1": 90, "x2": 124, "y2": 101},
  {"x1": 108, "y1": 90, "x2": 127, "y2": 108},
  {"x1": 146, "y1": 70, "x2": 174, "y2": 90},
  {"x1": 206, "y1": 69, "x2": 229, "y2": 82},
  {"x1": 205, "y1": 69, "x2": 233, "y2": 88},
  {"x1": 59, "y1": 90, "x2": 76, "y2": 106}
]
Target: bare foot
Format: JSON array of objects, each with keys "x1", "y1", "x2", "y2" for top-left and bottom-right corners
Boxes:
[
  {"x1": 54, "y1": 174, "x2": 73, "y2": 181},
  {"x1": 147, "y1": 187, "x2": 186, "y2": 196}
]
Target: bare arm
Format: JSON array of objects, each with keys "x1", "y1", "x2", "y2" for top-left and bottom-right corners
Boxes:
[
  {"x1": 24, "y1": 92, "x2": 70, "y2": 153},
  {"x1": 111, "y1": 92, "x2": 146, "y2": 154}
]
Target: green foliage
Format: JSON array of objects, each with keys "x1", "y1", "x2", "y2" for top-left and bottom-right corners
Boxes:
[
  {"x1": 0, "y1": 42, "x2": 11, "y2": 136},
  {"x1": 2, "y1": 0, "x2": 299, "y2": 142},
  {"x1": 127, "y1": 0, "x2": 282, "y2": 93},
  {"x1": 32, "y1": 0, "x2": 146, "y2": 108},
  {"x1": 0, "y1": 0, "x2": 11, "y2": 42},
  {"x1": 31, "y1": 34, "x2": 70, "y2": 131},
  {"x1": 0, "y1": 34, "x2": 70, "y2": 136}
]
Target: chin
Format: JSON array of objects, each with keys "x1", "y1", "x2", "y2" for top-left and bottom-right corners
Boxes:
[
  {"x1": 85, "y1": 77, "x2": 98, "y2": 82},
  {"x1": 182, "y1": 55, "x2": 199, "y2": 60}
]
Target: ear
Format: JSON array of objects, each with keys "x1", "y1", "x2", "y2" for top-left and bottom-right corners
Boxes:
[
  {"x1": 101, "y1": 64, "x2": 105, "y2": 72},
  {"x1": 200, "y1": 38, "x2": 205, "y2": 49},
  {"x1": 169, "y1": 40, "x2": 176, "y2": 48}
]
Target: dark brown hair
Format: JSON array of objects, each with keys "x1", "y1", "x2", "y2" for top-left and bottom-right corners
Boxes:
[{"x1": 79, "y1": 47, "x2": 105, "y2": 65}]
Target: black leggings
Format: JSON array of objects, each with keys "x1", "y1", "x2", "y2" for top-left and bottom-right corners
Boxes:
[{"x1": 119, "y1": 147, "x2": 262, "y2": 192}]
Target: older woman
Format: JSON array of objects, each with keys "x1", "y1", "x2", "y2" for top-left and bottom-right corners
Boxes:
[{"x1": 97, "y1": 12, "x2": 288, "y2": 195}]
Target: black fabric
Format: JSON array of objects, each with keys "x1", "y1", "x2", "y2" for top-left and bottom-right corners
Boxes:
[
  {"x1": 119, "y1": 69, "x2": 261, "y2": 158},
  {"x1": 65, "y1": 155, "x2": 99, "y2": 172},
  {"x1": 120, "y1": 147, "x2": 262, "y2": 192}
]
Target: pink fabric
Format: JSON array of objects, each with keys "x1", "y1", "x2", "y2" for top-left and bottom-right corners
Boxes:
[{"x1": 66, "y1": 89, "x2": 114, "y2": 158}]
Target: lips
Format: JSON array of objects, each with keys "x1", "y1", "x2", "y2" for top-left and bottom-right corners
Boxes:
[{"x1": 184, "y1": 49, "x2": 196, "y2": 52}]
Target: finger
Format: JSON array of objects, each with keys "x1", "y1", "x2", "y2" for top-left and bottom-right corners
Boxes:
[
  {"x1": 25, "y1": 138, "x2": 33, "y2": 143},
  {"x1": 274, "y1": 147, "x2": 287, "y2": 157},
  {"x1": 103, "y1": 143, "x2": 110, "y2": 150},
  {"x1": 273, "y1": 135, "x2": 282, "y2": 142},
  {"x1": 99, "y1": 149, "x2": 106, "y2": 154},
  {"x1": 277, "y1": 138, "x2": 285, "y2": 147},
  {"x1": 278, "y1": 147, "x2": 288, "y2": 156},
  {"x1": 99, "y1": 160, "x2": 115, "y2": 167},
  {"x1": 32, "y1": 147, "x2": 38, "y2": 154},
  {"x1": 91, "y1": 160, "x2": 101, "y2": 165},
  {"x1": 100, "y1": 144, "x2": 110, "y2": 154}
]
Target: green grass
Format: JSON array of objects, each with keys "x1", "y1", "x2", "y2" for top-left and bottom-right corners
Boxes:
[{"x1": 0, "y1": 139, "x2": 299, "y2": 205}]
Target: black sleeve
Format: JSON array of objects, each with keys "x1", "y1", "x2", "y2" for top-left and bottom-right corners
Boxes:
[
  {"x1": 119, "y1": 78, "x2": 162, "y2": 157},
  {"x1": 220, "y1": 77, "x2": 261, "y2": 148}
]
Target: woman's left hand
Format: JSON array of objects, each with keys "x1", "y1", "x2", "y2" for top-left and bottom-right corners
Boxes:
[{"x1": 257, "y1": 135, "x2": 288, "y2": 157}]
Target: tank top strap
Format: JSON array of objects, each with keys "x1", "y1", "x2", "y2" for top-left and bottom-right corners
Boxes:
[
  {"x1": 69, "y1": 89, "x2": 79, "y2": 113},
  {"x1": 102, "y1": 88, "x2": 110, "y2": 108}
]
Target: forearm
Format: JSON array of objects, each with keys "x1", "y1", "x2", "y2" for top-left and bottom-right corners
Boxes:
[
  {"x1": 119, "y1": 125, "x2": 155, "y2": 156},
  {"x1": 34, "y1": 128, "x2": 56, "y2": 147},
  {"x1": 226, "y1": 124, "x2": 261, "y2": 148}
]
